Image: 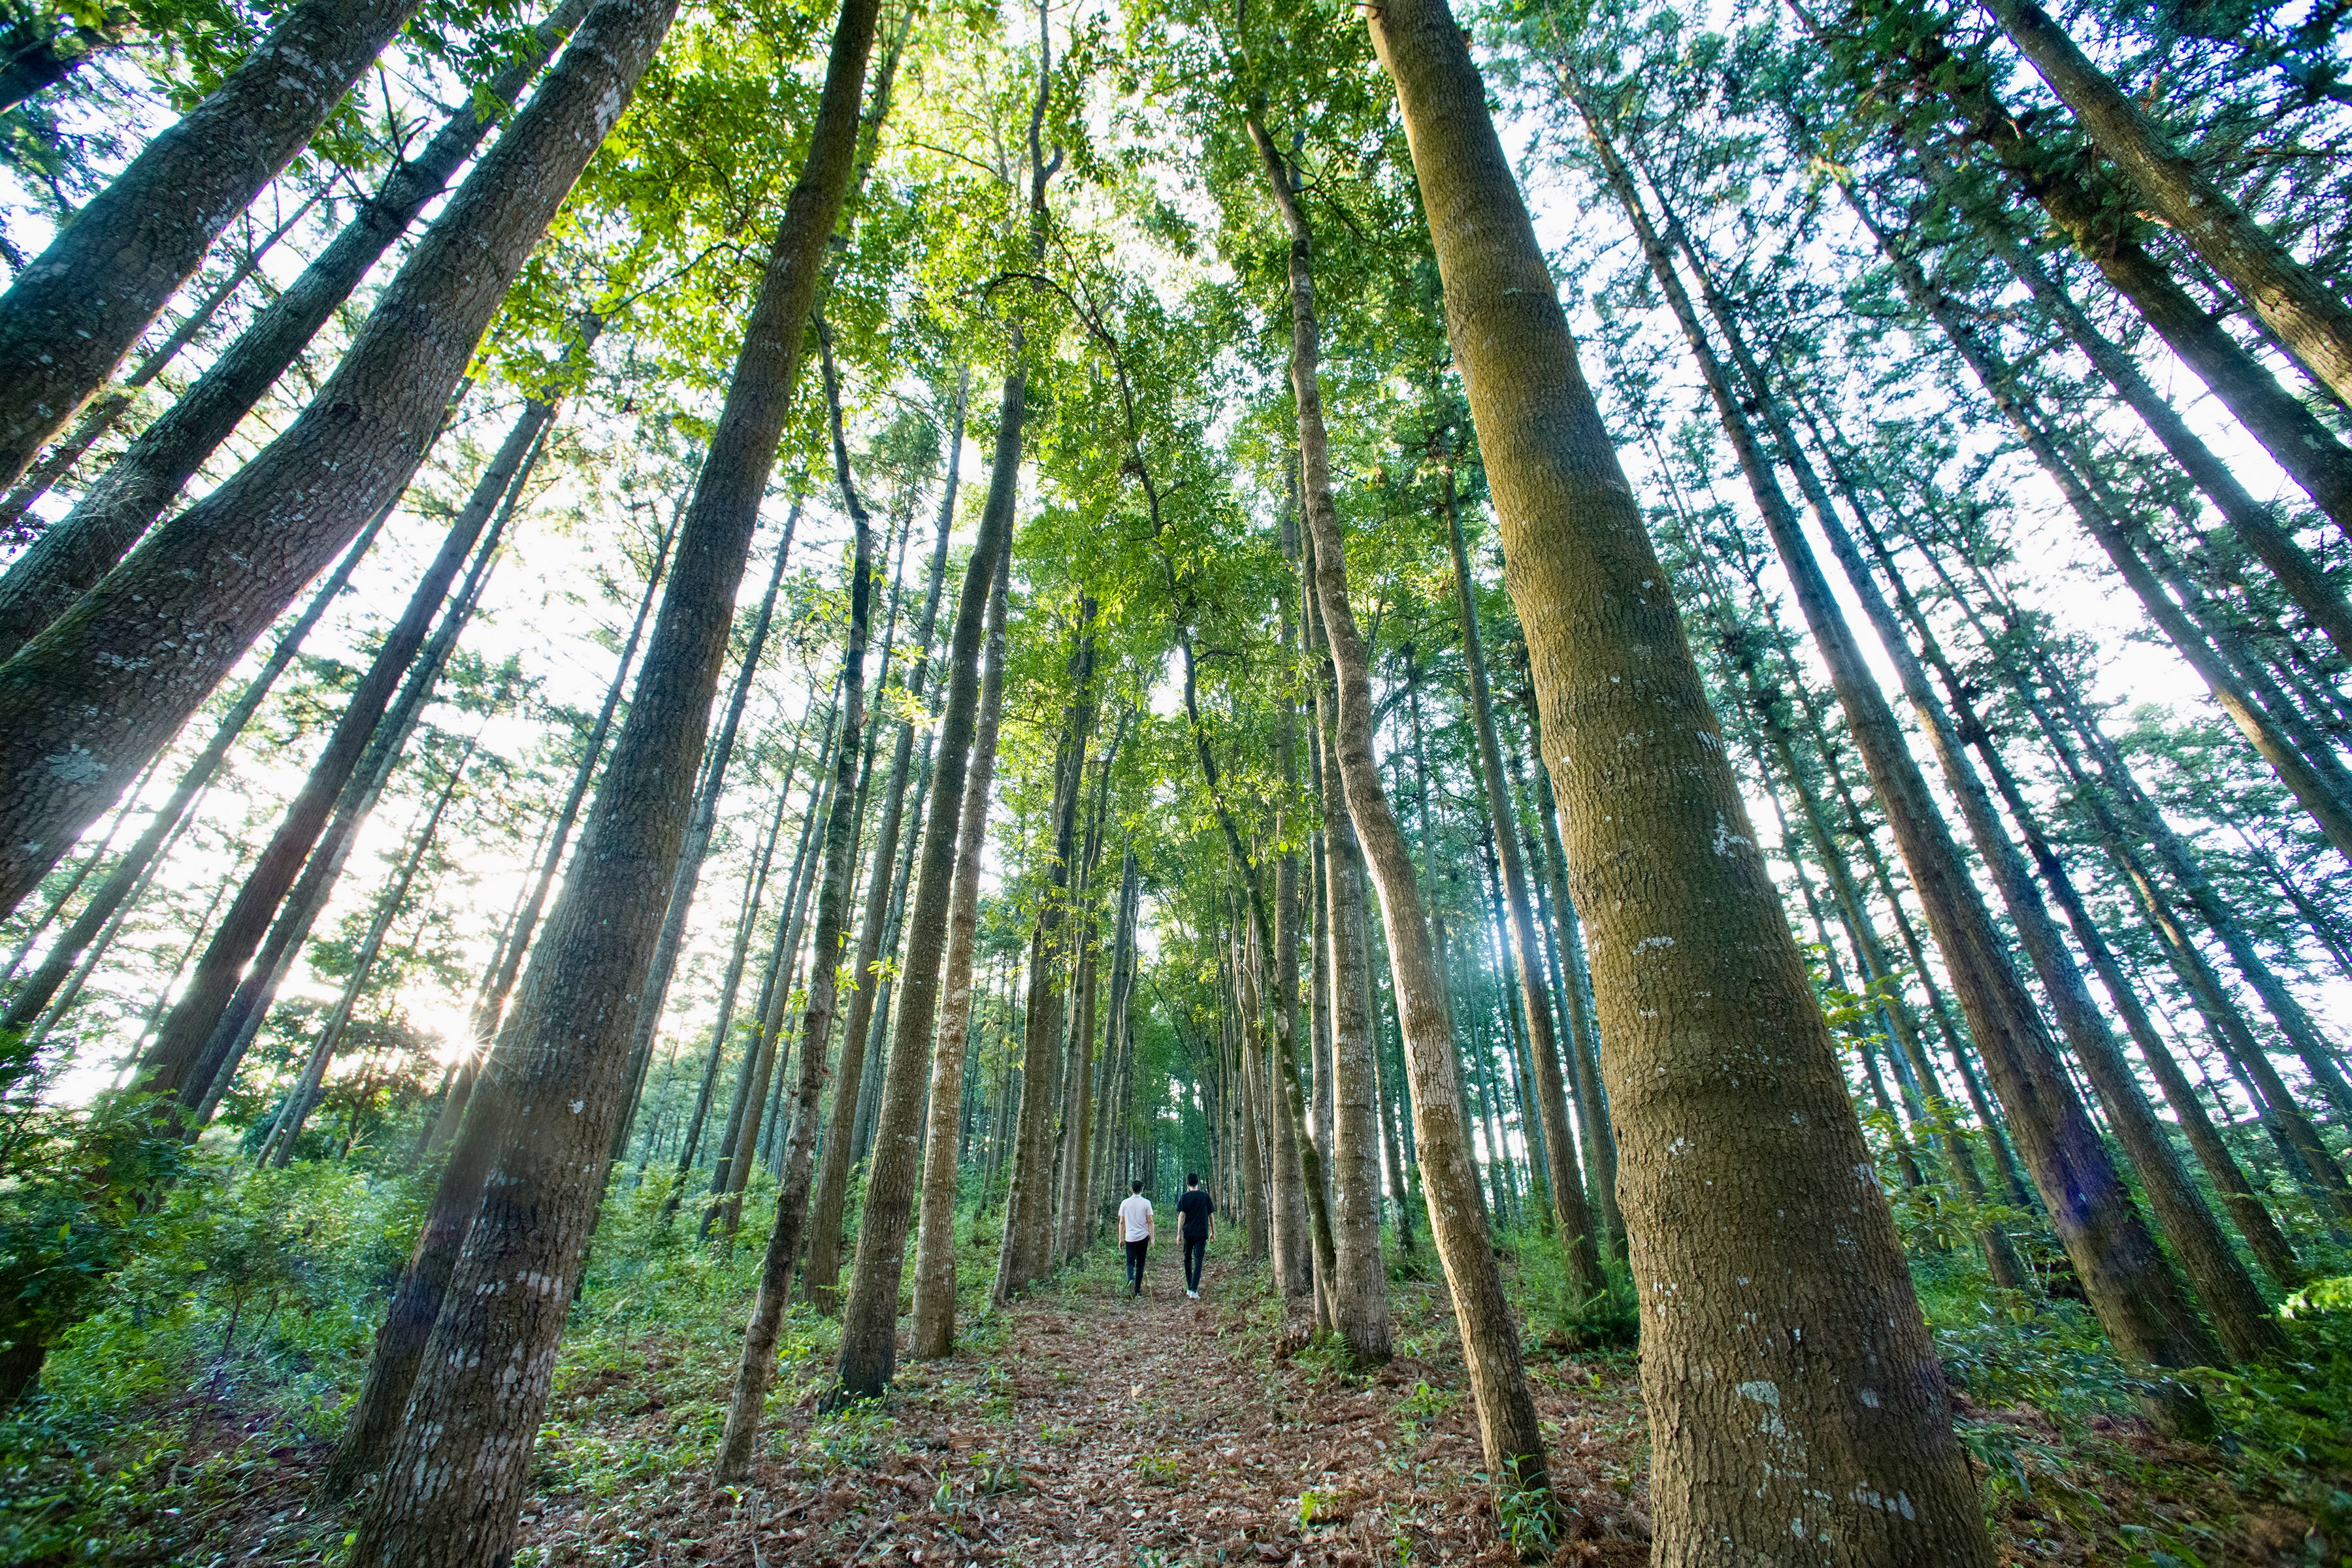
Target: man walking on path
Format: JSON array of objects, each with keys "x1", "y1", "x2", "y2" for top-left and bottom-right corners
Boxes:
[
  {"x1": 1176, "y1": 1173, "x2": 1213, "y2": 1299},
  {"x1": 1119, "y1": 1181, "x2": 1153, "y2": 1298}
]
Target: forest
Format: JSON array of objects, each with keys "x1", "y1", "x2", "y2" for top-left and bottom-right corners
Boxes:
[{"x1": 0, "y1": 0, "x2": 2348, "y2": 1556}]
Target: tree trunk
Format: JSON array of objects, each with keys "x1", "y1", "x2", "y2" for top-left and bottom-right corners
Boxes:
[
  {"x1": 2, "y1": 509, "x2": 388, "y2": 1030},
  {"x1": 995, "y1": 610, "x2": 1098, "y2": 1299},
  {"x1": 1509, "y1": 721, "x2": 1625, "y2": 1260},
  {"x1": 1376, "y1": 9, "x2": 1989, "y2": 1551},
  {"x1": 0, "y1": 0, "x2": 593, "y2": 656},
  {"x1": 1595, "y1": 112, "x2": 2219, "y2": 1376},
  {"x1": 713, "y1": 314, "x2": 885, "y2": 1488},
  {"x1": 612, "y1": 510, "x2": 798, "y2": 1162},
  {"x1": 1864, "y1": 37, "x2": 2352, "y2": 537},
  {"x1": 1913, "y1": 145, "x2": 2352, "y2": 662},
  {"x1": 832, "y1": 367, "x2": 1010, "y2": 1397},
  {"x1": 1661, "y1": 187, "x2": 2273, "y2": 1360},
  {"x1": 1437, "y1": 463, "x2": 1603, "y2": 1287},
  {"x1": 0, "y1": 0, "x2": 661, "y2": 924},
  {"x1": 807, "y1": 438, "x2": 956, "y2": 1312},
  {"x1": 0, "y1": 0, "x2": 428, "y2": 490},
  {"x1": 338, "y1": 2, "x2": 872, "y2": 1550},
  {"x1": 261, "y1": 738, "x2": 472, "y2": 1164},
  {"x1": 0, "y1": 184, "x2": 322, "y2": 542},
  {"x1": 911, "y1": 531, "x2": 1012, "y2": 1358},
  {"x1": 1980, "y1": 0, "x2": 2352, "y2": 412},
  {"x1": 1303, "y1": 531, "x2": 1394, "y2": 1361}
]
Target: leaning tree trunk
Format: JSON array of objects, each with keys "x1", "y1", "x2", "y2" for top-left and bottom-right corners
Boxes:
[
  {"x1": 0, "y1": 185, "x2": 319, "y2": 544},
  {"x1": 1863, "y1": 35, "x2": 2352, "y2": 537},
  {"x1": 1, "y1": 510, "x2": 389, "y2": 1030},
  {"x1": 338, "y1": 2, "x2": 872, "y2": 1555},
  {"x1": 0, "y1": 0, "x2": 428, "y2": 489},
  {"x1": 1373, "y1": 6, "x2": 1991, "y2": 1554},
  {"x1": 0, "y1": 0, "x2": 658, "y2": 924},
  {"x1": 1659, "y1": 186, "x2": 2274, "y2": 1360},
  {"x1": 0, "y1": 0, "x2": 593, "y2": 657},
  {"x1": 610, "y1": 513, "x2": 798, "y2": 1164},
  {"x1": 713, "y1": 327, "x2": 883, "y2": 1486},
  {"x1": 1914, "y1": 145, "x2": 2352, "y2": 662},
  {"x1": 1980, "y1": 0, "x2": 2352, "y2": 412}
]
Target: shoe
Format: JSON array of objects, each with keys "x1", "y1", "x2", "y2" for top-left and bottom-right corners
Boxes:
[{"x1": 1187, "y1": 1289, "x2": 1198, "y2": 1299}]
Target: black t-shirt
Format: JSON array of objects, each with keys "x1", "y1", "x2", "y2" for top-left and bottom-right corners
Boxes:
[{"x1": 1177, "y1": 1188, "x2": 1214, "y2": 1239}]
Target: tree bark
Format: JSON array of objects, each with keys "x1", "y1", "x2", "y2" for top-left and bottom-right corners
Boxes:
[
  {"x1": 0, "y1": 0, "x2": 593, "y2": 657},
  {"x1": 1, "y1": 510, "x2": 388, "y2": 1030},
  {"x1": 1377, "y1": 9, "x2": 1989, "y2": 1550},
  {"x1": 612, "y1": 509, "x2": 798, "y2": 1164},
  {"x1": 911, "y1": 532, "x2": 1011, "y2": 1358},
  {"x1": 1592, "y1": 112, "x2": 2219, "y2": 1375},
  {"x1": 338, "y1": 2, "x2": 871, "y2": 1550},
  {"x1": 0, "y1": 0, "x2": 661, "y2": 924},
  {"x1": 714, "y1": 306, "x2": 885, "y2": 1486},
  {"x1": 832, "y1": 370, "x2": 1011, "y2": 1398},
  {"x1": 0, "y1": 0, "x2": 427, "y2": 489},
  {"x1": 995, "y1": 609, "x2": 1098, "y2": 1299},
  {"x1": 807, "y1": 436, "x2": 956, "y2": 1312}
]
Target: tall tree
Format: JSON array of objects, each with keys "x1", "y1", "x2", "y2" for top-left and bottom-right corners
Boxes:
[
  {"x1": 1367, "y1": 0, "x2": 1991, "y2": 1552},
  {"x1": 338, "y1": 0, "x2": 877, "y2": 1550}
]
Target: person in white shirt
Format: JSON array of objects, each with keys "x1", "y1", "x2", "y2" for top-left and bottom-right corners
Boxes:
[{"x1": 1117, "y1": 1181, "x2": 1153, "y2": 1298}]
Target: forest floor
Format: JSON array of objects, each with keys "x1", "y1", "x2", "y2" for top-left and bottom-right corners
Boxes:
[
  {"x1": 493, "y1": 1244, "x2": 1656, "y2": 1568},
  {"x1": 7, "y1": 1188, "x2": 2349, "y2": 1567}
]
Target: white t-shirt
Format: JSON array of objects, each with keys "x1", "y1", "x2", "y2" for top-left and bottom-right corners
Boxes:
[{"x1": 1119, "y1": 1193, "x2": 1152, "y2": 1242}]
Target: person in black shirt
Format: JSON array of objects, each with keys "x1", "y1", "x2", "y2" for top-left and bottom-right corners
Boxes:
[{"x1": 1175, "y1": 1173, "x2": 1215, "y2": 1298}]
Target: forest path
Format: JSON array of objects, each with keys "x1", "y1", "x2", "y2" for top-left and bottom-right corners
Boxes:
[{"x1": 508, "y1": 1238, "x2": 1661, "y2": 1566}]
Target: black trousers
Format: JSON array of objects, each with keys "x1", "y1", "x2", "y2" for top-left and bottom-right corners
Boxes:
[
  {"x1": 1124, "y1": 1237, "x2": 1149, "y2": 1292},
  {"x1": 1183, "y1": 1233, "x2": 1207, "y2": 1290}
]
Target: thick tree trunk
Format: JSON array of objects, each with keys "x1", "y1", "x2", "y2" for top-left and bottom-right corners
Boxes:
[
  {"x1": 0, "y1": 0, "x2": 428, "y2": 489},
  {"x1": 911, "y1": 536, "x2": 1012, "y2": 1358},
  {"x1": 0, "y1": 186, "x2": 321, "y2": 543},
  {"x1": 0, "y1": 0, "x2": 593, "y2": 656},
  {"x1": 339, "y1": 3, "x2": 872, "y2": 1552},
  {"x1": 1980, "y1": 0, "x2": 2352, "y2": 411},
  {"x1": 0, "y1": 0, "x2": 661, "y2": 924},
  {"x1": 1, "y1": 511, "x2": 389, "y2": 1030},
  {"x1": 832, "y1": 370, "x2": 1011, "y2": 1397},
  {"x1": 1663, "y1": 190, "x2": 2272, "y2": 1360},
  {"x1": 1377, "y1": 11, "x2": 1989, "y2": 1552}
]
